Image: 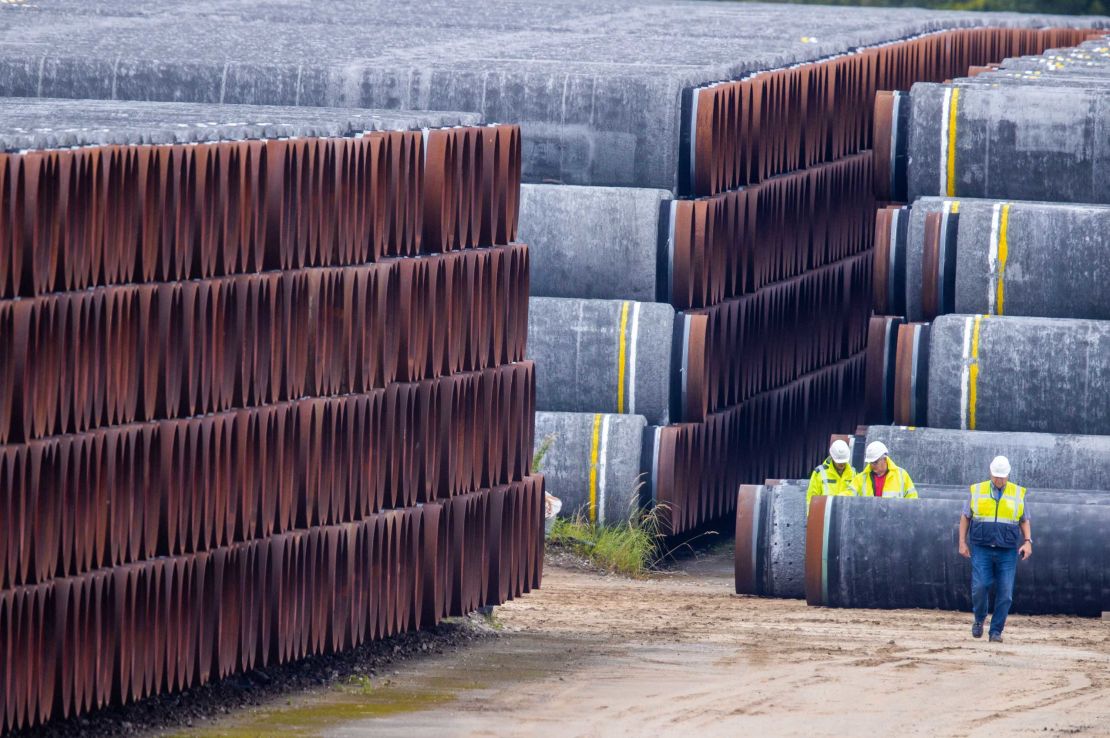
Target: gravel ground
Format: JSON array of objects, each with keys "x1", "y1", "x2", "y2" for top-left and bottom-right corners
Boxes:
[{"x1": 14, "y1": 616, "x2": 497, "y2": 738}]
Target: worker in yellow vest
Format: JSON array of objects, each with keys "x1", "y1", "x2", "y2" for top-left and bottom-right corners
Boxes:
[
  {"x1": 958, "y1": 456, "x2": 1032, "y2": 643},
  {"x1": 850, "y1": 441, "x2": 918, "y2": 498},
  {"x1": 805, "y1": 439, "x2": 856, "y2": 514}
]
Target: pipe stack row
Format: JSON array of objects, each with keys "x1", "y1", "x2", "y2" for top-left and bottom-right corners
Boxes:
[
  {"x1": 526, "y1": 27, "x2": 1099, "y2": 534},
  {"x1": 800, "y1": 34, "x2": 1110, "y2": 616},
  {"x1": 0, "y1": 101, "x2": 540, "y2": 733}
]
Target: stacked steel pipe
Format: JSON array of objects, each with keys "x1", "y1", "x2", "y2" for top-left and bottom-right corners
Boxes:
[
  {"x1": 735, "y1": 480, "x2": 1110, "y2": 600},
  {"x1": 791, "y1": 33, "x2": 1110, "y2": 616},
  {"x1": 0, "y1": 101, "x2": 541, "y2": 732},
  {"x1": 523, "y1": 26, "x2": 1102, "y2": 535},
  {"x1": 0, "y1": 2, "x2": 1103, "y2": 540}
]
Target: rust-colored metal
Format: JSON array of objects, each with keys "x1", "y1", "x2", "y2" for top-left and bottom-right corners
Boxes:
[
  {"x1": 921, "y1": 211, "x2": 944, "y2": 321},
  {"x1": 0, "y1": 478, "x2": 544, "y2": 732},
  {"x1": 804, "y1": 495, "x2": 830, "y2": 606},
  {"x1": 0, "y1": 125, "x2": 521, "y2": 300},
  {"x1": 864, "y1": 314, "x2": 903, "y2": 425},
  {"x1": 688, "y1": 27, "x2": 1096, "y2": 197},
  {"x1": 872, "y1": 91, "x2": 896, "y2": 202},
  {"x1": 733, "y1": 484, "x2": 761, "y2": 595},
  {"x1": 672, "y1": 152, "x2": 874, "y2": 310}
]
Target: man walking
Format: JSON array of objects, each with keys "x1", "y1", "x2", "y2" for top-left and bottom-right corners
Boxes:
[
  {"x1": 958, "y1": 456, "x2": 1033, "y2": 643},
  {"x1": 850, "y1": 441, "x2": 918, "y2": 498},
  {"x1": 806, "y1": 439, "x2": 855, "y2": 514}
]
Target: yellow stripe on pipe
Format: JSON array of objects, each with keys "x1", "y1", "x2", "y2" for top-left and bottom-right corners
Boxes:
[
  {"x1": 996, "y1": 203, "x2": 1011, "y2": 315},
  {"x1": 588, "y1": 413, "x2": 602, "y2": 524},
  {"x1": 968, "y1": 314, "x2": 984, "y2": 430},
  {"x1": 951, "y1": 200, "x2": 960, "y2": 214},
  {"x1": 946, "y1": 88, "x2": 960, "y2": 197},
  {"x1": 616, "y1": 300, "x2": 631, "y2": 413}
]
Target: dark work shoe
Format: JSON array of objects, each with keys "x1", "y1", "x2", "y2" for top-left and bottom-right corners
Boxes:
[
  {"x1": 972, "y1": 621, "x2": 984, "y2": 639},
  {"x1": 989, "y1": 632, "x2": 1003, "y2": 643}
]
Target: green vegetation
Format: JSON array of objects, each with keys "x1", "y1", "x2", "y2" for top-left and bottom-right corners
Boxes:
[
  {"x1": 548, "y1": 506, "x2": 665, "y2": 577},
  {"x1": 531, "y1": 433, "x2": 556, "y2": 474},
  {"x1": 741, "y1": 0, "x2": 1108, "y2": 15}
]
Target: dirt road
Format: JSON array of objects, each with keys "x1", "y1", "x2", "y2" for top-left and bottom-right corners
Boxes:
[{"x1": 173, "y1": 548, "x2": 1110, "y2": 737}]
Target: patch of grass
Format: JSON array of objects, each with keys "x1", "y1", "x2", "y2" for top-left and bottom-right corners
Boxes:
[
  {"x1": 547, "y1": 505, "x2": 666, "y2": 577},
  {"x1": 531, "y1": 433, "x2": 556, "y2": 473}
]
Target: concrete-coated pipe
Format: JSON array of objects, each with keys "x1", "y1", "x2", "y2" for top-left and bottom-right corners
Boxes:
[
  {"x1": 880, "y1": 84, "x2": 1110, "y2": 204},
  {"x1": 805, "y1": 495, "x2": 1110, "y2": 615},
  {"x1": 519, "y1": 185, "x2": 670, "y2": 302},
  {"x1": 527, "y1": 297, "x2": 707, "y2": 425},
  {"x1": 864, "y1": 425, "x2": 1110, "y2": 491},
  {"x1": 735, "y1": 481, "x2": 1106, "y2": 599},
  {"x1": 895, "y1": 314, "x2": 1110, "y2": 435},
  {"x1": 533, "y1": 411, "x2": 648, "y2": 524},
  {"x1": 888, "y1": 198, "x2": 1110, "y2": 321}
]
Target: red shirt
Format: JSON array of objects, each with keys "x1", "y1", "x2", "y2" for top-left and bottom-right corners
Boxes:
[{"x1": 873, "y1": 473, "x2": 886, "y2": 498}]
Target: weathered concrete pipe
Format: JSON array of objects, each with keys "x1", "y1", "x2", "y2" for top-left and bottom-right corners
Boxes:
[
  {"x1": 533, "y1": 411, "x2": 649, "y2": 524},
  {"x1": 805, "y1": 495, "x2": 1110, "y2": 615},
  {"x1": 864, "y1": 425, "x2": 1110, "y2": 490},
  {"x1": 735, "y1": 481, "x2": 1107, "y2": 599},
  {"x1": 877, "y1": 84, "x2": 1110, "y2": 204},
  {"x1": 894, "y1": 315, "x2": 1110, "y2": 435},
  {"x1": 527, "y1": 297, "x2": 707, "y2": 425},
  {"x1": 519, "y1": 185, "x2": 671, "y2": 302},
  {"x1": 879, "y1": 198, "x2": 1110, "y2": 321}
]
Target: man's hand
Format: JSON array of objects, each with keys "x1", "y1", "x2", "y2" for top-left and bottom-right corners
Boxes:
[
  {"x1": 958, "y1": 540, "x2": 970, "y2": 558},
  {"x1": 1019, "y1": 541, "x2": 1032, "y2": 561}
]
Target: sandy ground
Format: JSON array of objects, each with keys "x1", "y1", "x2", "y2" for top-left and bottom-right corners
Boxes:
[{"x1": 173, "y1": 548, "x2": 1110, "y2": 738}]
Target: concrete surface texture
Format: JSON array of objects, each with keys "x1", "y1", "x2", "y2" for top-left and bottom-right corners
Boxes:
[
  {"x1": 518, "y1": 184, "x2": 670, "y2": 302},
  {"x1": 0, "y1": 0, "x2": 1103, "y2": 189},
  {"x1": 906, "y1": 82, "x2": 1110, "y2": 203},
  {"x1": 527, "y1": 296, "x2": 675, "y2": 425},
  {"x1": 865, "y1": 424, "x2": 1110, "y2": 490},
  {"x1": 951, "y1": 199, "x2": 1110, "y2": 319},
  {"x1": 925, "y1": 314, "x2": 1110, "y2": 436},
  {"x1": 0, "y1": 97, "x2": 478, "y2": 149},
  {"x1": 533, "y1": 411, "x2": 649, "y2": 523},
  {"x1": 897, "y1": 197, "x2": 1110, "y2": 321}
]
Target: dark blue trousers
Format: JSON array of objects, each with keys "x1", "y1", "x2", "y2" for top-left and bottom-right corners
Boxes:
[{"x1": 971, "y1": 544, "x2": 1019, "y2": 635}]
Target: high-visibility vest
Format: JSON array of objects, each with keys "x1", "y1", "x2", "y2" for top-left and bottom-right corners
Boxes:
[
  {"x1": 969, "y1": 480, "x2": 1026, "y2": 525},
  {"x1": 806, "y1": 458, "x2": 856, "y2": 514},
  {"x1": 850, "y1": 458, "x2": 918, "y2": 499}
]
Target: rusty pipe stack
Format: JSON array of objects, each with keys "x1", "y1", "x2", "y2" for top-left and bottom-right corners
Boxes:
[
  {"x1": 523, "y1": 26, "x2": 1100, "y2": 536},
  {"x1": 641, "y1": 27, "x2": 1099, "y2": 535},
  {"x1": 0, "y1": 101, "x2": 540, "y2": 733}
]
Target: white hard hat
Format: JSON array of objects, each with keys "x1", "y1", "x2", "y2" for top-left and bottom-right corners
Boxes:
[
  {"x1": 864, "y1": 441, "x2": 889, "y2": 464},
  {"x1": 990, "y1": 455, "x2": 1011, "y2": 478},
  {"x1": 829, "y1": 440, "x2": 851, "y2": 464}
]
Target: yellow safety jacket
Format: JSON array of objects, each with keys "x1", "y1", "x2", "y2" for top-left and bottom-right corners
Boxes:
[
  {"x1": 850, "y1": 458, "x2": 918, "y2": 499},
  {"x1": 967, "y1": 480, "x2": 1027, "y2": 548},
  {"x1": 805, "y1": 458, "x2": 856, "y2": 514}
]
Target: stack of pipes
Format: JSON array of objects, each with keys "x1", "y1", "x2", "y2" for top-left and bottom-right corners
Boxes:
[
  {"x1": 0, "y1": 99, "x2": 541, "y2": 732},
  {"x1": 744, "y1": 35, "x2": 1110, "y2": 616}
]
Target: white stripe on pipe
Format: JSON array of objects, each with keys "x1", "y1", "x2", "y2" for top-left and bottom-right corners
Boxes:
[
  {"x1": 680, "y1": 314, "x2": 691, "y2": 416},
  {"x1": 598, "y1": 414, "x2": 611, "y2": 525},
  {"x1": 887, "y1": 207, "x2": 901, "y2": 308},
  {"x1": 628, "y1": 302, "x2": 641, "y2": 415},
  {"x1": 650, "y1": 427, "x2": 662, "y2": 503},
  {"x1": 987, "y1": 202, "x2": 1002, "y2": 314},
  {"x1": 688, "y1": 89, "x2": 701, "y2": 192},
  {"x1": 666, "y1": 201, "x2": 677, "y2": 302},
  {"x1": 939, "y1": 88, "x2": 953, "y2": 196},
  {"x1": 959, "y1": 315, "x2": 974, "y2": 430},
  {"x1": 889, "y1": 92, "x2": 902, "y2": 197}
]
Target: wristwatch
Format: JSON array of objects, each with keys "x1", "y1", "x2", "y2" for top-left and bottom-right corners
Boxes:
[{"x1": 1024, "y1": 538, "x2": 1033, "y2": 544}]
